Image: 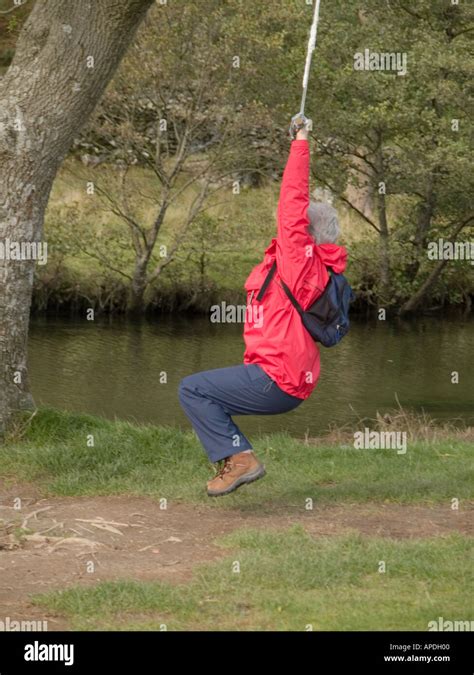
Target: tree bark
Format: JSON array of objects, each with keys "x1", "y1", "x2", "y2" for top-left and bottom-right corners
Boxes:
[
  {"x1": 374, "y1": 133, "x2": 391, "y2": 305},
  {"x1": 127, "y1": 257, "x2": 149, "y2": 316},
  {"x1": 0, "y1": 0, "x2": 154, "y2": 433}
]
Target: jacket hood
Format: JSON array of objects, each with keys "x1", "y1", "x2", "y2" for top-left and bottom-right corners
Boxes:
[
  {"x1": 265, "y1": 238, "x2": 348, "y2": 274},
  {"x1": 316, "y1": 243, "x2": 348, "y2": 273}
]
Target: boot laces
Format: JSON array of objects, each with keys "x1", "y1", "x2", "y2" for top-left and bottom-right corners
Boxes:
[{"x1": 215, "y1": 457, "x2": 233, "y2": 479}]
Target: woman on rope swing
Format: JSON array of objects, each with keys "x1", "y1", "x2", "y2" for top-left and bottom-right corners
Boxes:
[
  {"x1": 179, "y1": 1, "x2": 351, "y2": 496},
  {"x1": 179, "y1": 114, "x2": 348, "y2": 497}
]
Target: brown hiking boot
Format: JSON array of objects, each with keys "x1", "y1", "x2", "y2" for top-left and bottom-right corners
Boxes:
[{"x1": 207, "y1": 451, "x2": 266, "y2": 497}]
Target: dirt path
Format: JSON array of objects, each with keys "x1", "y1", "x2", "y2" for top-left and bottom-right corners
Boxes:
[{"x1": 1, "y1": 480, "x2": 472, "y2": 630}]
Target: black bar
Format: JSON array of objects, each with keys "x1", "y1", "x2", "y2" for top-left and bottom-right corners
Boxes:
[{"x1": 0, "y1": 631, "x2": 471, "y2": 673}]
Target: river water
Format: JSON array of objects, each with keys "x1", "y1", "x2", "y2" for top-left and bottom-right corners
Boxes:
[{"x1": 29, "y1": 316, "x2": 473, "y2": 438}]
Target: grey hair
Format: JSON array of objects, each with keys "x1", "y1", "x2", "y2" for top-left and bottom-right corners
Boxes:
[{"x1": 307, "y1": 201, "x2": 340, "y2": 244}]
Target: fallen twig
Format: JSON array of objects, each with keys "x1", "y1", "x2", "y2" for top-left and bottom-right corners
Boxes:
[{"x1": 21, "y1": 506, "x2": 52, "y2": 529}]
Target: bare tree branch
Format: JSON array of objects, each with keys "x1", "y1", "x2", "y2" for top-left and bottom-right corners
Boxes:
[
  {"x1": 318, "y1": 176, "x2": 382, "y2": 234},
  {"x1": 73, "y1": 240, "x2": 134, "y2": 282},
  {"x1": 0, "y1": 0, "x2": 29, "y2": 15}
]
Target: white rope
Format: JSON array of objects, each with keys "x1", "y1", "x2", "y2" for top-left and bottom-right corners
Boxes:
[{"x1": 300, "y1": 0, "x2": 322, "y2": 116}]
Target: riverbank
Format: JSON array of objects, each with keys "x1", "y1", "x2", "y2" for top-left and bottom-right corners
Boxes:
[
  {"x1": 32, "y1": 160, "x2": 474, "y2": 317},
  {"x1": 1, "y1": 409, "x2": 472, "y2": 631},
  {"x1": 2, "y1": 408, "x2": 473, "y2": 504}
]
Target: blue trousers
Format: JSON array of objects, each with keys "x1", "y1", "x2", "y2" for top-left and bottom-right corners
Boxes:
[{"x1": 178, "y1": 364, "x2": 304, "y2": 463}]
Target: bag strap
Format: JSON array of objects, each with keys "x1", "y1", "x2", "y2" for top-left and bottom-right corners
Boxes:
[
  {"x1": 256, "y1": 261, "x2": 277, "y2": 301},
  {"x1": 281, "y1": 266, "x2": 334, "y2": 315},
  {"x1": 279, "y1": 278, "x2": 304, "y2": 316},
  {"x1": 257, "y1": 260, "x2": 331, "y2": 314}
]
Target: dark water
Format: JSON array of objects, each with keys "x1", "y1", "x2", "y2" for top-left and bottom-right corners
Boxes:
[{"x1": 28, "y1": 316, "x2": 473, "y2": 438}]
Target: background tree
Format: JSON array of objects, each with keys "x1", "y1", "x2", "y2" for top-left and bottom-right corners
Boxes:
[
  {"x1": 61, "y1": 0, "x2": 472, "y2": 314},
  {"x1": 306, "y1": 0, "x2": 473, "y2": 309},
  {"x1": 0, "y1": 0, "x2": 154, "y2": 433},
  {"x1": 70, "y1": 0, "x2": 305, "y2": 314},
  {"x1": 74, "y1": 1, "x2": 256, "y2": 314}
]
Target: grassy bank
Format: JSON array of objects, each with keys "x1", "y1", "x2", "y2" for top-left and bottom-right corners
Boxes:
[
  {"x1": 35, "y1": 162, "x2": 283, "y2": 314},
  {"x1": 2, "y1": 408, "x2": 473, "y2": 506},
  {"x1": 2, "y1": 409, "x2": 472, "y2": 631},
  {"x1": 33, "y1": 161, "x2": 473, "y2": 315},
  {"x1": 33, "y1": 530, "x2": 473, "y2": 631}
]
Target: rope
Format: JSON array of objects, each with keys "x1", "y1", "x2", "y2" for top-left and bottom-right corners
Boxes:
[{"x1": 300, "y1": 0, "x2": 322, "y2": 116}]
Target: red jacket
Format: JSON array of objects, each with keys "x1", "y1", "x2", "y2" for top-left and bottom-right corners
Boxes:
[{"x1": 243, "y1": 139, "x2": 348, "y2": 399}]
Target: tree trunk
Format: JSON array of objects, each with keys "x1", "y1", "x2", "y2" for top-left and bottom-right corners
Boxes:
[
  {"x1": 406, "y1": 176, "x2": 437, "y2": 282},
  {"x1": 378, "y1": 221, "x2": 391, "y2": 305},
  {"x1": 399, "y1": 257, "x2": 449, "y2": 315},
  {"x1": 346, "y1": 147, "x2": 376, "y2": 223},
  {"x1": 400, "y1": 217, "x2": 473, "y2": 315},
  {"x1": 127, "y1": 259, "x2": 148, "y2": 316},
  {"x1": 0, "y1": 0, "x2": 154, "y2": 433},
  {"x1": 374, "y1": 134, "x2": 391, "y2": 305}
]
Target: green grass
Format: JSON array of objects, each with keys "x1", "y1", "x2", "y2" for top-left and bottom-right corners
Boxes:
[
  {"x1": 33, "y1": 528, "x2": 474, "y2": 631},
  {"x1": 1, "y1": 408, "x2": 473, "y2": 508},
  {"x1": 3, "y1": 408, "x2": 472, "y2": 631}
]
